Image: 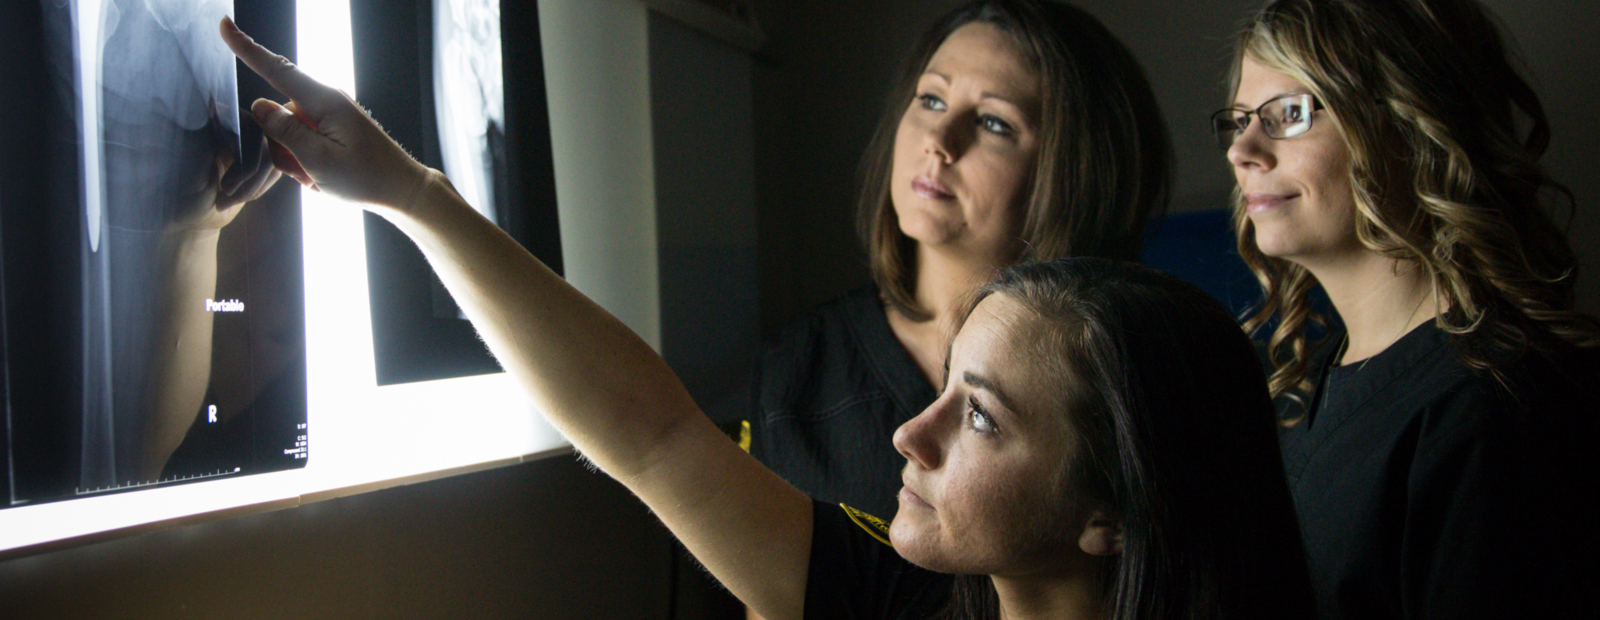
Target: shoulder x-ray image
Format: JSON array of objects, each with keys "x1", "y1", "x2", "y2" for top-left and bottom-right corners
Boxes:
[
  {"x1": 357, "y1": 0, "x2": 559, "y2": 386},
  {"x1": 433, "y1": 0, "x2": 505, "y2": 227}
]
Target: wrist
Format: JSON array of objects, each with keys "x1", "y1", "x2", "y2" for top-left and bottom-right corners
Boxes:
[
  {"x1": 384, "y1": 167, "x2": 467, "y2": 227},
  {"x1": 160, "y1": 226, "x2": 223, "y2": 262},
  {"x1": 377, "y1": 164, "x2": 442, "y2": 217}
]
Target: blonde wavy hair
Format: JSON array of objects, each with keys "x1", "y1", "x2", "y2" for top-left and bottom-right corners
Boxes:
[{"x1": 1230, "y1": 0, "x2": 1600, "y2": 402}]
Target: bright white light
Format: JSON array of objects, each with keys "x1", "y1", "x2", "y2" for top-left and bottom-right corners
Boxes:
[{"x1": 0, "y1": 0, "x2": 566, "y2": 555}]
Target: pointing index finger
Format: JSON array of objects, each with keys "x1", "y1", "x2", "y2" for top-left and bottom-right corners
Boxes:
[{"x1": 219, "y1": 16, "x2": 329, "y2": 108}]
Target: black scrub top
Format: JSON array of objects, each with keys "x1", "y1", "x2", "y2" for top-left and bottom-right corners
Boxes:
[
  {"x1": 722, "y1": 287, "x2": 938, "y2": 519},
  {"x1": 1278, "y1": 321, "x2": 1599, "y2": 620},
  {"x1": 805, "y1": 501, "x2": 950, "y2": 620}
]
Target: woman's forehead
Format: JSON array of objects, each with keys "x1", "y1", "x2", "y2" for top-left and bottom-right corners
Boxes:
[
  {"x1": 952, "y1": 294, "x2": 1076, "y2": 434},
  {"x1": 957, "y1": 295, "x2": 1028, "y2": 345},
  {"x1": 951, "y1": 296, "x2": 1050, "y2": 385},
  {"x1": 923, "y1": 23, "x2": 1039, "y2": 105},
  {"x1": 1234, "y1": 55, "x2": 1311, "y2": 106}
]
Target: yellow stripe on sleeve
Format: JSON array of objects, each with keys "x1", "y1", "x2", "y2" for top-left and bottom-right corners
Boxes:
[{"x1": 840, "y1": 503, "x2": 892, "y2": 547}]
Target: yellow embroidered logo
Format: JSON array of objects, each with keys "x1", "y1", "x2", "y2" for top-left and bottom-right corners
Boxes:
[
  {"x1": 716, "y1": 420, "x2": 752, "y2": 453},
  {"x1": 840, "y1": 503, "x2": 891, "y2": 547}
]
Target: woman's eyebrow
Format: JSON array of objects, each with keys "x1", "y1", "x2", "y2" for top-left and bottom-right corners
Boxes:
[
  {"x1": 980, "y1": 91, "x2": 1024, "y2": 109},
  {"x1": 963, "y1": 370, "x2": 1022, "y2": 414}
]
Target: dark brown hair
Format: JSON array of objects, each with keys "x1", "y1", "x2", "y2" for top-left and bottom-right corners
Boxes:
[
  {"x1": 858, "y1": 0, "x2": 1172, "y2": 320},
  {"x1": 1231, "y1": 0, "x2": 1600, "y2": 402},
  {"x1": 941, "y1": 258, "x2": 1313, "y2": 620}
]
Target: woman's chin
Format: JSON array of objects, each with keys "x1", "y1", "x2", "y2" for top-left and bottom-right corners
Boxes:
[
  {"x1": 894, "y1": 208, "x2": 963, "y2": 246},
  {"x1": 889, "y1": 519, "x2": 957, "y2": 572},
  {"x1": 1249, "y1": 230, "x2": 1306, "y2": 262}
]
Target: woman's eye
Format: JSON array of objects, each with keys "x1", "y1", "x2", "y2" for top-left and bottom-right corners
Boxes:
[
  {"x1": 978, "y1": 115, "x2": 1014, "y2": 136},
  {"x1": 968, "y1": 396, "x2": 997, "y2": 433},
  {"x1": 916, "y1": 93, "x2": 946, "y2": 111}
]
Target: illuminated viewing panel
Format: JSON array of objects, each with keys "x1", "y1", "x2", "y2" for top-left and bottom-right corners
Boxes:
[{"x1": 0, "y1": 0, "x2": 566, "y2": 556}]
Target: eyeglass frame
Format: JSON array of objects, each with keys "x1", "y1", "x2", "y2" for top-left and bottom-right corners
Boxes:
[{"x1": 1209, "y1": 93, "x2": 1325, "y2": 150}]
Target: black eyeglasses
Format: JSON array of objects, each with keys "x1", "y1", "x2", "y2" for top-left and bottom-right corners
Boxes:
[{"x1": 1210, "y1": 93, "x2": 1324, "y2": 150}]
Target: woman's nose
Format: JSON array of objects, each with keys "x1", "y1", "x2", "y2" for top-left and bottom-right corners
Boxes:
[
  {"x1": 923, "y1": 114, "x2": 965, "y2": 164},
  {"x1": 893, "y1": 396, "x2": 950, "y2": 470},
  {"x1": 1226, "y1": 118, "x2": 1277, "y2": 172}
]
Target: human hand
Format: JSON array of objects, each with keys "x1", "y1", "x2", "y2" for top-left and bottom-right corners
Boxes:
[
  {"x1": 216, "y1": 121, "x2": 283, "y2": 212},
  {"x1": 168, "y1": 119, "x2": 280, "y2": 235},
  {"x1": 218, "y1": 16, "x2": 434, "y2": 211}
]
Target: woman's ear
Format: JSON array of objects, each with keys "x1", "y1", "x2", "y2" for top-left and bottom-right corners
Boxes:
[{"x1": 1078, "y1": 511, "x2": 1123, "y2": 556}]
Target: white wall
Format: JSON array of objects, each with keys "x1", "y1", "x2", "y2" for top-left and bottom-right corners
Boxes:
[{"x1": 538, "y1": 0, "x2": 662, "y2": 348}]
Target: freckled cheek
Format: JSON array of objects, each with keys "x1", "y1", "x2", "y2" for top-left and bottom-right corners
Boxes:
[
  {"x1": 1289, "y1": 144, "x2": 1350, "y2": 198},
  {"x1": 942, "y1": 464, "x2": 1035, "y2": 535}
]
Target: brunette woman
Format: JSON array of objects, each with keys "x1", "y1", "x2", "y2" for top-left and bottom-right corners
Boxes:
[{"x1": 739, "y1": 0, "x2": 1171, "y2": 522}]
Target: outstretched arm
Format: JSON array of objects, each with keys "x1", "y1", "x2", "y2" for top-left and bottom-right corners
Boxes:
[{"x1": 219, "y1": 18, "x2": 812, "y2": 620}]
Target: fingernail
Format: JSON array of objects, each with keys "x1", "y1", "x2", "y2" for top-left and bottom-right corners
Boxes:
[{"x1": 222, "y1": 16, "x2": 239, "y2": 33}]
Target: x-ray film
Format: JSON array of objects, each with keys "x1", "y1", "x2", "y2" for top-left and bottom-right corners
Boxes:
[
  {"x1": 433, "y1": 0, "x2": 504, "y2": 229},
  {"x1": 1, "y1": 0, "x2": 307, "y2": 508},
  {"x1": 356, "y1": 0, "x2": 560, "y2": 386},
  {"x1": 79, "y1": 0, "x2": 244, "y2": 490}
]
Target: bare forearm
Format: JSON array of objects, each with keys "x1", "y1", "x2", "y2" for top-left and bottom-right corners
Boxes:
[
  {"x1": 219, "y1": 19, "x2": 813, "y2": 615},
  {"x1": 379, "y1": 172, "x2": 811, "y2": 618},
  {"x1": 376, "y1": 171, "x2": 695, "y2": 477}
]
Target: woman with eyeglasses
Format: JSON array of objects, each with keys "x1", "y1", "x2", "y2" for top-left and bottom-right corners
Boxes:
[{"x1": 1215, "y1": 0, "x2": 1600, "y2": 617}]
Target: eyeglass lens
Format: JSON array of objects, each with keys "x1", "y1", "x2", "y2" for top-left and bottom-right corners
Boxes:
[{"x1": 1212, "y1": 94, "x2": 1316, "y2": 149}]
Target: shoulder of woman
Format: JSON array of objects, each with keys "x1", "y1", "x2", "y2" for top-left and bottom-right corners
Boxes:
[
  {"x1": 1413, "y1": 342, "x2": 1597, "y2": 449},
  {"x1": 760, "y1": 287, "x2": 886, "y2": 367}
]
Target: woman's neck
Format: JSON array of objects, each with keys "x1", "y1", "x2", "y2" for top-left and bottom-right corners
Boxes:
[
  {"x1": 992, "y1": 573, "x2": 1104, "y2": 620},
  {"x1": 885, "y1": 245, "x2": 1008, "y2": 388},
  {"x1": 1306, "y1": 251, "x2": 1440, "y2": 365},
  {"x1": 911, "y1": 244, "x2": 1003, "y2": 322}
]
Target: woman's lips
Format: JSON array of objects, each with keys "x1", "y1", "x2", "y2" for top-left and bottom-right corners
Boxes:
[
  {"x1": 899, "y1": 485, "x2": 934, "y2": 510},
  {"x1": 913, "y1": 176, "x2": 954, "y2": 200},
  {"x1": 1245, "y1": 192, "x2": 1299, "y2": 214}
]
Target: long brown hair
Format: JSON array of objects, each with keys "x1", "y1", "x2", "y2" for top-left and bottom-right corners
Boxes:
[
  {"x1": 1230, "y1": 0, "x2": 1600, "y2": 401},
  {"x1": 858, "y1": 0, "x2": 1171, "y2": 321},
  {"x1": 941, "y1": 259, "x2": 1313, "y2": 620}
]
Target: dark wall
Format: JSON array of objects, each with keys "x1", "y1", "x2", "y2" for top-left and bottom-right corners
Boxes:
[
  {"x1": 0, "y1": 456, "x2": 675, "y2": 619},
  {"x1": 745, "y1": 0, "x2": 936, "y2": 336}
]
